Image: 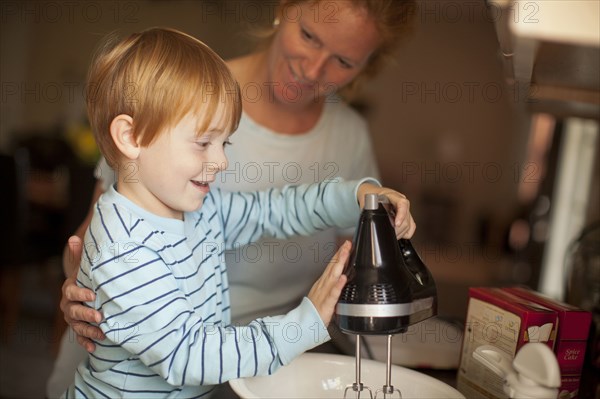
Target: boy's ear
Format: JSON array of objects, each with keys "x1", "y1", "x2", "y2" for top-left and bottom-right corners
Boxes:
[{"x1": 110, "y1": 114, "x2": 139, "y2": 160}]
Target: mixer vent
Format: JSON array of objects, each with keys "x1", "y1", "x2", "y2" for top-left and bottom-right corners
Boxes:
[
  {"x1": 340, "y1": 283, "x2": 398, "y2": 303},
  {"x1": 340, "y1": 284, "x2": 357, "y2": 302},
  {"x1": 368, "y1": 283, "x2": 397, "y2": 303}
]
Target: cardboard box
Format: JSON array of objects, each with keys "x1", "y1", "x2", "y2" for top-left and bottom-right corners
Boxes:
[
  {"x1": 457, "y1": 287, "x2": 559, "y2": 399},
  {"x1": 503, "y1": 286, "x2": 592, "y2": 399}
]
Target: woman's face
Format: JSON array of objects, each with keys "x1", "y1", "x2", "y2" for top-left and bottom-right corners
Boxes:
[{"x1": 266, "y1": 0, "x2": 381, "y2": 108}]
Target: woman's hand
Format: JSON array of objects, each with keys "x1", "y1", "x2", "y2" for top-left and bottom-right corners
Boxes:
[
  {"x1": 357, "y1": 183, "x2": 416, "y2": 239},
  {"x1": 308, "y1": 241, "x2": 350, "y2": 326},
  {"x1": 60, "y1": 235, "x2": 105, "y2": 352}
]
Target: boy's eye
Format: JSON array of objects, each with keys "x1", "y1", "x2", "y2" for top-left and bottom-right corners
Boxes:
[
  {"x1": 223, "y1": 140, "x2": 233, "y2": 147},
  {"x1": 196, "y1": 141, "x2": 210, "y2": 148}
]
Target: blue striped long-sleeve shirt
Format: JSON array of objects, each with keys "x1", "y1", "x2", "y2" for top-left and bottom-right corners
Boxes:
[{"x1": 63, "y1": 178, "x2": 372, "y2": 398}]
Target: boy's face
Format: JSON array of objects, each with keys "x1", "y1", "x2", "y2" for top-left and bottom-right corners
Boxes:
[{"x1": 127, "y1": 109, "x2": 230, "y2": 220}]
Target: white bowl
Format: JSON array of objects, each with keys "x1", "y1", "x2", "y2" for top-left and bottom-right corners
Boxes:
[{"x1": 229, "y1": 353, "x2": 465, "y2": 398}]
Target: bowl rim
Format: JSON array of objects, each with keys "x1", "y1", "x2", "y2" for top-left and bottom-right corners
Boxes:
[{"x1": 229, "y1": 352, "x2": 465, "y2": 399}]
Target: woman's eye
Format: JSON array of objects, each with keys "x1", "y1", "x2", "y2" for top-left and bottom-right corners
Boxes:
[
  {"x1": 223, "y1": 140, "x2": 233, "y2": 148},
  {"x1": 196, "y1": 141, "x2": 210, "y2": 149},
  {"x1": 337, "y1": 57, "x2": 352, "y2": 69},
  {"x1": 301, "y1": 28, "x2": 314, "y2": 42}
]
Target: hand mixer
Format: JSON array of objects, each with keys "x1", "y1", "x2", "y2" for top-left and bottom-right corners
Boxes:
[{"x1": 335, "y1": 193, "x2": 438, "y2": 398}]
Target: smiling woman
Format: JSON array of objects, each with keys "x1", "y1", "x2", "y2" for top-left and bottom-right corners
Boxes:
[
  {"x1": 261, "y1": 2, "x2": 382, "y2": 108},
  {"x1": 230, "y1": 0, "x2": 416, "y2": 134}
]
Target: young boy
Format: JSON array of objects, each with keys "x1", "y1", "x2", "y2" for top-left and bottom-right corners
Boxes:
[{"x1": 63, "y1": 28, "x2": 414, "y2": 398}]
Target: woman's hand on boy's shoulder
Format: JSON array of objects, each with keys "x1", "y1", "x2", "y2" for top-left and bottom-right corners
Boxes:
[
  {"x1": 357, "y1": 183, "x2": 416, "y2": 239},
  {"x1": 60, "y1": 237, "x2": 106, "y2": 353}
]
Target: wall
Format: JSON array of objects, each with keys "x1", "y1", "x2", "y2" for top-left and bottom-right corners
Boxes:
[
  {"x1": 1, "y1": 1, "x2": 259, "y2": 146},
  {"x1": 363, "y1": 1, "x2": 530, "y2": 247}
]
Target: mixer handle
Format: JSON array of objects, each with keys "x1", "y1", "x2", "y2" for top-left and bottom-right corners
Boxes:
[
  {"x1": 375, "y1": 195, "x2": 433, "y2": 285},
  {"x1": 398, "y1": 238, "x2": 432, "y2": 286}
]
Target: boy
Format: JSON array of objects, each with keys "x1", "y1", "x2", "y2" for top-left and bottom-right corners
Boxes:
[{"x1": 63, "y1": 28, "x2": 414, "y2": 398}]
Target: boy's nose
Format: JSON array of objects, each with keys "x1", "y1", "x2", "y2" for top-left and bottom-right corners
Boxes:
[
  {"x1": 203, "y1": 154, "x2": 227, "y2": 178},
  {"x1": 211, "y1": 150, "x2": 228, "y2": 173},
  {"x1": 206, "y1": 161, "x2": 224, "y2": 174}
]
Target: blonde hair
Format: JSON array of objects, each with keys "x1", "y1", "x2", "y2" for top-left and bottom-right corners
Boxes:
[
  {"x1": 86, "y1": 27, "x2": 242, "y2": 168},
  {"x1": 253, "y1": 0, "x2": 417, "y2": 95}
]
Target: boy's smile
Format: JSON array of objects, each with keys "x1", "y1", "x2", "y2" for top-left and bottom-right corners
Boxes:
[{"x1": 190, "y1": 180, "x2": 211, "y2": 193}]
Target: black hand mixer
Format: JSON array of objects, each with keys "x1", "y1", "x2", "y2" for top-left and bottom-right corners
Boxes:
[{"x1": 335, "y1": 193, "x2": 438, "y2": 398}]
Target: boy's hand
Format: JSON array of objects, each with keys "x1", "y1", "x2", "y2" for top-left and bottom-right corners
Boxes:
[
  {"x1": 357, "y1": 183, "x2": 416, "y2": 239},
  {"x1": 60, "y1": 235, "x2": 105, "y2": 352},
  {"x1": 308, "y1": 241, "x2": 350, "y2": 326}
]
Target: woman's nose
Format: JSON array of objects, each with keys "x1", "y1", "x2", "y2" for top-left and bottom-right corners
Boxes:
[{"x1": 302, "y1": 51, "x2": 328, "y2": 82}]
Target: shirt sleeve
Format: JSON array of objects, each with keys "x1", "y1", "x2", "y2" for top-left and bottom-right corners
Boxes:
[
  {"x1": 213, "y1": 178, "x2": 379, "y2": 250},
  {"x1": 80, "y1": 241, "x2": 331, "y2": 387}
]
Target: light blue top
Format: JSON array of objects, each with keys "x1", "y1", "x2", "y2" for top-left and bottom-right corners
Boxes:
[{"x1": 63, "y1": 178, "x2": 374, "y2": 398}]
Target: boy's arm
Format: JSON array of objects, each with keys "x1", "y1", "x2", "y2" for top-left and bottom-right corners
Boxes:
[
  {"x1": 87, "y1": 243, "x2": 332, "y2": 386},
  {"x1": 216, "y1": 178, "x2": 378, "y2": 250}
]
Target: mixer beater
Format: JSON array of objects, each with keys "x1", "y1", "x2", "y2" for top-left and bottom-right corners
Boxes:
[
  {"x1": 344, "y1": 335, "x2": 401, "y2": 399},
  {"x1": 343, "y1": 335, "x2": 374, "y2": 399}
]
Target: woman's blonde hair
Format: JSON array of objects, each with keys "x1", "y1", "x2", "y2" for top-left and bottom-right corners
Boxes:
[
  {"x1": 86, "y1": 27, "x2": 242, "y2": 168},
  {"x1": 253, "y1": 0, "x2": 417, "y2": 96}
]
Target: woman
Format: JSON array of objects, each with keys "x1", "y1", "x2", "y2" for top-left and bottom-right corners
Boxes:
[{"x1": 49, "y1": 1, "x2": 416, "y2": 396}]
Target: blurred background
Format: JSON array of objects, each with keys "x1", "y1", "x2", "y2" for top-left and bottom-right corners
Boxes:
[{"x1": 1, "y1": 0, "x2": 598, "y2": 397}]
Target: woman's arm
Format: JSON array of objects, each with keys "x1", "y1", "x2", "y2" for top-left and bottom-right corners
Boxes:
[
  {"x1": 61, "y1": 180, "x2": 104, "y2": 278},
  {"x1": 60, "y1": 180, "x2": 106, "y2": 351}
]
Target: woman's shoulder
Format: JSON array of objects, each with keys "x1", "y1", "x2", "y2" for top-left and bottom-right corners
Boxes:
[
  {"x1": 226, "y1": 53, "x2": 256, "y2": 84},
  {"x1": 325, "y1": 98, "x2": 366, "y2": 119}
]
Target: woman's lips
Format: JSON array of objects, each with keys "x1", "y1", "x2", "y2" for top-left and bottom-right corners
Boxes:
[{"x1": 288, "y1": 64, "x2": 315, "y2": 89}]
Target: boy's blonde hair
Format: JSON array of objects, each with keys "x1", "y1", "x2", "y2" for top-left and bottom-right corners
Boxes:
[{"x1": 86, "y1": 27, "x2": 242, "y2": 168}]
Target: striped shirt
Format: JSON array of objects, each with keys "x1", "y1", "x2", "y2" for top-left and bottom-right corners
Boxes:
[{"x1": 63, "y1": 179, "x2": 370, "y2": 398}]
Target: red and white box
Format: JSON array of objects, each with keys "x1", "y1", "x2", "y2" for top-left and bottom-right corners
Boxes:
[
  {"x1": 457, "y1": 287, "x2": 559, "y2": 398},
  {"x1": 503, "y1": 286, "x2": 592, "y2": 399}
]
